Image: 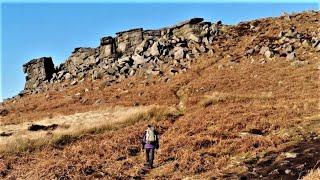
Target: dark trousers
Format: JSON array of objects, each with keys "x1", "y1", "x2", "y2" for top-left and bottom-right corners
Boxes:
[{"x1": 145, "y1": 148, "x2": 155, "y2": 168}]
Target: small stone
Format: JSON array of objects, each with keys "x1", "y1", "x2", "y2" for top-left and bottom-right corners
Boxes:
[
  {"x1": 218, "y1": 64, "x2": 225, "y2": 69},
  {"x1": 192, "y1": 47, "x2": 200, "y2": 56},
  {"x1": 286, "y1": 52, "x2": 296, "y2": 61},
  {"x1": 185, "y1": 53, "x2": 192, "y2": 60},
  {"x1": 302, "y1": 39, "x2": 312, "y2": 48},
  {"x1": 285, "y1": 169, "x2": 291, "y2": 174},
  {"x1": 198, "y1": 45, "x2": 206, "y2": 53},
  {"x1": 129, "y1": 69, "x2": 136, "y2": 76},
  {"x1": 92, "y1": 71, "x2": 102, "y2": 80},
  {"x1": 208, "y1": 49, "x2": 214, "y2": 55},
  {"x1": 92, "y1": 172, "x2": 105, "y2": 178},
  {"x1": 174, "y1": 48, "x2": 185, "y2": 60},
  {"x1": 246, "y1": 49, "x2": 254, "y2": 55},
  {"x1": 169, "y1": 68, "x2": 179, "y2": 74},
  {"x1": 278, "y1": 31, "x2": 285, "y2": 38},
  {"x1": 315, "y1": 43, "x2": 320, "y2": 52},
  {"x1": 264, "y1": 50, "x2": 274, "y2": 59},
  {"x1": 284, "y1": 152, "x2": 298, "y2": 158},
  {"x1": 45, "y1": 94, "x2": 51, "y2": 99},
  {"x1": 64, "y1": 73, "x2": 72, "y2": 80},
  {"x1": 291, "y1": 60, "x2": 308, "y2": 67},
  {"x1": 70, "y1": 80, "x2": 78, "y2": 86},
  {"x1": 312, "y1": 39, "x2": 319, "y2": 48},
  {"x1": 284, "y1": 45, "x2": 294, "y2": 53},
  {"x1": 202, "y1": 37, "x2": 210, "y2": 46},
  {"x1": 259, "y1": 46, "x2": 269, "y2": 55}
]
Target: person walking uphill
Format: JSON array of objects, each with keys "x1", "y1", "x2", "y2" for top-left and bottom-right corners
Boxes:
[{"x1": 142, "y1": 124, "x2": 159, "y2": 169}]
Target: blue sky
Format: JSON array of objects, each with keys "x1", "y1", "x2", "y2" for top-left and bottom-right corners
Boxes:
[{"x1": 1, "y1": 2, "x2": 319, "y2": 101}]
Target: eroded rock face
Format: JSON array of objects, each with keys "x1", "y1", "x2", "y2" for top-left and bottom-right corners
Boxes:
[
  {"x1": 22, "y1": 17, "x2": 224, "y2": 94},
  {"x1": 100, "y1": 36, "x2": 115, "y2": 58},
  {"x1": 21, "y1": 12, "x2": 320, "y2": 97},
  {"x1": 115, "y1": 28, "x2": 143, "y2": 55},
  {"x1": 23, "y1": 57, "x2": 55, "y2": 91},
  {"x1": 64, "y1": 47, "x2": 96, "y2": 75}
]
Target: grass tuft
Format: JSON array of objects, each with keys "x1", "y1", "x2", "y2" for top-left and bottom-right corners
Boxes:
[
  {"x1": 303, "y1": 168, "x2": 320, "y2": 180},
  {"x1": 0, "y1": 106, "x2": 181, "y2": 155},
  {"x1": 199, "y1": 91, "x2": 273, "y2": 107}
]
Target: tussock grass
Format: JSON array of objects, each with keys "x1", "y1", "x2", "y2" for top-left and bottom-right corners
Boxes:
[
  {"x1": 199, "y1": 91, "x2": 273, "y2": 107},
  {"x1": 120, "y1": 106, "x2": 182, "y2": 126},
  {"x1": 0, "y1": 105, "x2": 181, "y2": 155},
  {"x1": 306, "y1": 114, "x2": 320, "y2": 122},
  {"x1": 303, "y1": 168, "x2": 320, "y2": 180}
]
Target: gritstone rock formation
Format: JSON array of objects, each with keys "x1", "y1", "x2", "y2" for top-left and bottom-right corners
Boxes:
[
  {"x1": 22, "y1": 17, "x2": 223, "y2": 94},
  {"x1": 21, "y1": 11, "x2": 320, "y2": 95},
  {"x1": 22, "y1": 57, "x2": 55, "y2": 91}
]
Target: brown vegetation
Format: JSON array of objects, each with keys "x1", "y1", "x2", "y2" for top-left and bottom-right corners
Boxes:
[
  {"x1": 0, "y1": 11, "x2": 319, "y2": 179},
  {"x1": 304, "y1": 169, "x2": 320, "y2": 180}
]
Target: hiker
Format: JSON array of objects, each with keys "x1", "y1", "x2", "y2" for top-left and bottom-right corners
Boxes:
[{"x1": 142, "y1": 124, "x2": 159, "y2": 169}]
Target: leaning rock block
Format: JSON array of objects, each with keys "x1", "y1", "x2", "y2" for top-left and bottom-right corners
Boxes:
[
  {"x1": 23, "y1": 57, "x2": 55, "y2": 90},
  {"x1": 100, "y1": 36, "x2": 116, "y2": 58}
]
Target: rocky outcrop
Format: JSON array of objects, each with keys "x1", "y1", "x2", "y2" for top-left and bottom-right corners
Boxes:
[
  {"x1": 116, "y1": 28, "x2": 144, "y2": 55},
  {"x1": 22, "y1": 17, "x2": 223, "y2": 94},
  {"x1": 244, "y1": 23, "x2": 320, "y2": 65},
  {"x1": 23, "y1": 57, "x2": 55, "y2": 91},
  {"x1": 21, "y1": 12, "x2": 320, "y2": 95}
]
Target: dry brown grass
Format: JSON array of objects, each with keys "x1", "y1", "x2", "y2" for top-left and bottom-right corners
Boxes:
[
  {"x1": 303, "y1": 168, "x2": 320, "y2": 180},
  {"x1": 0, "y1": 106, "x2": 180, "y2": 155},
  {"x1": 0, "y1": 11, "x2": 319, "y2": 179},
  {"x1": 198, "y1": 91, "x2": 273, "y2": 107}
]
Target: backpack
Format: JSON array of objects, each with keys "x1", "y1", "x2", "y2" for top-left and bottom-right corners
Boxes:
[{"x1": 146, "y1": 127, "x2": 156, "y2": 142}]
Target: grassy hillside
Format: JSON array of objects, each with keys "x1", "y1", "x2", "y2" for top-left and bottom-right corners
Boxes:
[{"x1": 0, "y1": 11, "x2": 319, "y2": 179}]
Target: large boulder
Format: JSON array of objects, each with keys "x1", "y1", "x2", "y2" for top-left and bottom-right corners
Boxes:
[
  {"x1": 23, "y1": 57, "x2": 55, "y2": 90},
  {"x1": 115, "y1": 28, "x2": 143, "y2": 55},
  {"x1": 132, "y1": 54, "x2": 147, "y2": 65},
  {"x1": 135, "y1": 39, "x2": 150, "y2": 54},
  {"x1": 100, "y1": 36, "x2": 114, "y2": 46},
  {"x1": 171, "y1": 18, "x2": 209, "y2": 42},
  {"x1": 187, "y1": 34, "x2": 200, "y2": 43},
  {"x1": 100, "y1": 36, "x2": 115, "y2": 58},
  {"x1": 174, "y1": 47, "x2": 185, "y2": 60},
  {"x1": 150, "y1": 42, "x2": 161, "y2": 56},
  {"x1": 64, "y1": 47, "x2": 96, "y2": 74}
]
